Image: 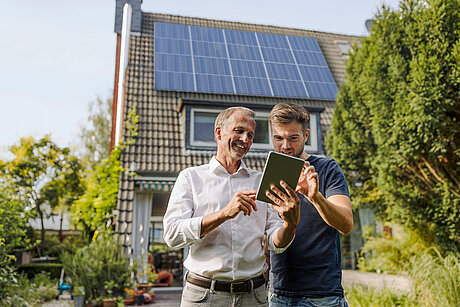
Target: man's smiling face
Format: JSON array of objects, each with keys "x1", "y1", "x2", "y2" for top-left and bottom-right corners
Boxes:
[{"x1": 216, "y1": 110, "x2": 255, "y2": 160}]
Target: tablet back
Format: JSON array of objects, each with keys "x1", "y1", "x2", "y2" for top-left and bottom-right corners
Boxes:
[{"x1": 256, "y1": 151, "x2": 305, "y2": 204}]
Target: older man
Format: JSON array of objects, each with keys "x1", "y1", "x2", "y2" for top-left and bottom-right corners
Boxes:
[{"x1": 163, "y1": 106, "x2": 300, "y2": 307}]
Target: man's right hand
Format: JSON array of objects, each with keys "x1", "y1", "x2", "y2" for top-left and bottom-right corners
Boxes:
[
  {"x1": 201, "y1": 190, "x2": 257, "y2": 238},
  {"x1": 221, "y1": 190, "x2": 258, "y2": 219}
]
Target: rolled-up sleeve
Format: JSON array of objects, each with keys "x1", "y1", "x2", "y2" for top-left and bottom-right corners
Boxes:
[
  {"x1": 163, "y1": 170, "x2": 203, "y2": 249},
  {"x1": 265, "y1": 204, "x2": 294, "y2": 254}
]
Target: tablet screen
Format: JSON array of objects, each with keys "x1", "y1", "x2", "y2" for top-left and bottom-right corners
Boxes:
[{"x1": 256, "y1": 151, "x2": 305, "y2": 204}]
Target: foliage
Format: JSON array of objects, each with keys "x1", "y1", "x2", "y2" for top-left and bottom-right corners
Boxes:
[
  {"x1": 345, "y1": 285, "x2": 420, "y2": 307},
  {"x1": 72, "y1": 107, "x2": 138, "y2": 235},
  {"x1": 39, "y1": 233, "x2": 85, "y2": 260},
  {"x1": 17, "y1": 263, "x2": 63, "y2": 280},
  {"x1": 1, "y1": 272, "x2": 58, "y2": 307},
  {"x1": 0, "y1": 136, "x2": 85, "y2": 254},
  {"x1": 353, "y1": 224, "x2": 459, "y2": 306},
  {"x1": 410, "y1": 249, "x2": 460, "y2": 306},
  {"x1": 0, "y1": 181, "x2": 34, "y2": 303},
  {"x1": 327, "y1": 0, "x2": 460, "y2": 253},
  {"x1": 61, "y1": 230, "x2": 134, "y2": 300},
  {"x1": 357, "y1": 225, "x2": 431, "y2": 273},
  {"x1": 79, "y1": 96, "x2": 113, "y2": 169},
  {"x1": 0, "y1": 181, "x2": 33, "y2": 255}
]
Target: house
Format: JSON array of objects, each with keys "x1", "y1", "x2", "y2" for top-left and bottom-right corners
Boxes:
[{"x1": 110, "y1": 0, "x2": 363, "y2": 285}]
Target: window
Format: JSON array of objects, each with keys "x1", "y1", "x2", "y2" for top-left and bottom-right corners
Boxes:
[
  {"x1": 335, "y1": 41, "x2": 352, "y2": 60},
  {"x1": 190, "y1": 109, "x2": 220, "y2": 146},
  {"x1": 188, "y1": 107, "x2": 320, "y2": 153}
]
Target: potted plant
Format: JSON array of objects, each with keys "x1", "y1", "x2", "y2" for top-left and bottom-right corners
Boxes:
[
  {"x1": 134, "y1": 290, "x2": 144, "y2": 306},
  {"x1": 123, "y1": 288, "x2": 135, "y2": 305},
  {"x1": 73, "y1": 284, "x2": 86, "y2": 307},
  {"x1": 102, "y1": 281, "x2": 119, "y2": 307},
  {"x1": 115, "y1": 296, "x2": 125, "y2": 307}
]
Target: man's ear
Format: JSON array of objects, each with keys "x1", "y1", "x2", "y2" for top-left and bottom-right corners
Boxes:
[
  {"x1": 215, "y1": 126, "x2": 222, "y2": 140},
  {"x1": 304, "y1": 129, "x2": 310, "y2": 144}
]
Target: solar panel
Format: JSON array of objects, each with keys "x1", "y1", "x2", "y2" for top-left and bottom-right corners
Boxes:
[{"x1": 154, "y1": 22, "x2": 338, "y2": 100}]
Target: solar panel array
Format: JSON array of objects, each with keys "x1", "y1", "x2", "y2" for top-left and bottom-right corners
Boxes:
[{"x1": 154, "y1": 22, "x2": 338, "y2": 100}]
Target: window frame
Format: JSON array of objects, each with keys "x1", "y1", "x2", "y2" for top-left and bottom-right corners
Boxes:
[{"x1": 186, "y1": 106, "x2": 320, "y2": 153}]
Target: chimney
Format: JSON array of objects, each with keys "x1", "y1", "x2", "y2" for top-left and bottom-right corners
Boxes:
[
  {"x1": 114, "y1": 0, "x2": 143, "y2": 34},
  {"x1": 111, "y1": 0, "x2": 142, "y2": 151}
]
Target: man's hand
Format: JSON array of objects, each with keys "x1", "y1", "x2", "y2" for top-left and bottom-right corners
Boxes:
[
  {"x1": 221, "y1": 190, "x2": 258, "y2": 219},
  {"x1": 296, "y1": 161, "x2": 319, "y2": 201},
  {"x1": 200, "y1": 190, "x2": 257, "y2": 238},
  {"x1": 265, "y1": 181, "x2": 300, "y2": 228}
]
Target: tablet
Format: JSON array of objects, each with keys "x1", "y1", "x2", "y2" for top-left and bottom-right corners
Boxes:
[{"x1": 256, "y1": 151, "x2": 305, "y2": 205}]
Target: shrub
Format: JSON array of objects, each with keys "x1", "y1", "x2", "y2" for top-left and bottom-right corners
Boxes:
[
  {"x1": 2, "y1": 272, "x2": 58, "y2": 307},
  {"x1": 62, "y1": 231, "x2": 134, "y2": 300},
  {"x1": 17, "y1": 263, "x2": 63, "y2": 280},
  {"x1": 345, "y1": 285, "x2": 419, "y2": 307},
  {"x1": 410, "y1": 250, "x2": 460, "y2": 306},
  {"x1": 357, "y1": 225, "x2": 431, "y2": 273}
]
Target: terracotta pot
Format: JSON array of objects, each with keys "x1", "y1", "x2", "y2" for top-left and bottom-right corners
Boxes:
[
  {"x1": 102, "y1": 298, "x2": 116, "y2": 307},
  {"x1": 124, "y1": 298, "x2": 135, "y2": 305}
]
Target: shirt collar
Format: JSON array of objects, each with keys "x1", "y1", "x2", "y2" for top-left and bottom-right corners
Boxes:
[{"x1": 209, "y1": 156, "x2": 250, "y2": 176}]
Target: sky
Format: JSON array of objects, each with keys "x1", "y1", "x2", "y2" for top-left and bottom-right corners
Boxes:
[{"x1": 0, "y1": 0, "x2": 401, "y2": 159}]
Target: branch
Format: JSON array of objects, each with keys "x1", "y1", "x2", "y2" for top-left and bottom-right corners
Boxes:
[
  {"x1": 421, "y1": 156, "x2": 445, "y2": 184},
  {"x1": 421, "y1": 156, "x2": 460, "y2": 198},
  {"x1": 401, "y1": 164, "x2": 434, "y2": 191}
]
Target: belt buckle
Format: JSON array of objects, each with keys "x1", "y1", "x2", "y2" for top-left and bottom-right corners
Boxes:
[{"x1": 230, "y1": 280, "x2": 247, "y2": 294}]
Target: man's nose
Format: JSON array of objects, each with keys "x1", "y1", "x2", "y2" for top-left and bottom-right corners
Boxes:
[{"x1": 282, "y1": 139, "x2": 289, "y2": 148}]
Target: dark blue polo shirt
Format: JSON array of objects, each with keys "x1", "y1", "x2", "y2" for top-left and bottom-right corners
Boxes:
[{"x1": 270, "y1": 155, "x2": 350, "y2": 297}]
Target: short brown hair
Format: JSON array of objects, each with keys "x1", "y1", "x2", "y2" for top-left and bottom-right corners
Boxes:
[
  {"x1": 269, "y1": 103, "x2": 310, "y2": 133},
  {"x1": 214, "y1": 106, "x2": 255, "y2": 131}
]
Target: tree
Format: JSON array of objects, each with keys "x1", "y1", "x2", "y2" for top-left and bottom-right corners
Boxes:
[
  {"x1": 327, "y1": 0, "x2": 460, "y2": 253},
  {"x1": 0, "y1": 136, "x2": 85, "y2": 254},
  {"x1": 79, "y1": 96, "x2": 113, "y2": 169},
  {"x1": 72, "y1": 107, "x2": 138, "y2": 236}
]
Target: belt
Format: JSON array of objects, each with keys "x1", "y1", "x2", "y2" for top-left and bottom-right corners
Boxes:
[{"x1": 186, "y1": 273, "x2": 266, "y2": 294}]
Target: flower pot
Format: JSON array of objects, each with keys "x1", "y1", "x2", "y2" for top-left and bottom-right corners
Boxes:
[
  {"x1": 135, "y1": 294, "x2": 144, "y2": 305},
  {"x1": 124, "y1": 298, "x2": 135, "y2": 305},
  {"x1": 74, "y1": 294, "x2": 85, "y2": 307},
  {"x1": 102, "y1": 298, "x2": 116, "y2": 307}
]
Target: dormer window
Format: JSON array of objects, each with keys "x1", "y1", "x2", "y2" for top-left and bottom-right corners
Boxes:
[{"x1": 185, "y1": 105, "x2": 320, "y2": 153}]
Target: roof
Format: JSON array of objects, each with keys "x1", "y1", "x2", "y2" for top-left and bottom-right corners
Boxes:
[{"x1": 115, "y1": 12, "x2": 360, "y2": 245}]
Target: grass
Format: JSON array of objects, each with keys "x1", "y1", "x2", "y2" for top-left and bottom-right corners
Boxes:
[{"x1": 345, "y1": 250, "x2": 460, "y2": 307}]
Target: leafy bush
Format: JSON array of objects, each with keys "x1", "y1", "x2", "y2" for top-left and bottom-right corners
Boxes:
[
  {"x1": 62, "y1": 231, "x2": 134, "y2": 300},
  {"x1": 17, "y1": 263, "x2": 63, "y2": 280},
  {"x1": 357, "y1": 225, "x2": 430, "y2": 273},
  {"x1": 2, "y1": 272, "x2": 58, "y2": 307},
  {"x1": 410, "y1": 250, "x2": 460, "y2": 306},
  {"x1": 345, "y1": 285, "x2": 419, "y2": 307}
]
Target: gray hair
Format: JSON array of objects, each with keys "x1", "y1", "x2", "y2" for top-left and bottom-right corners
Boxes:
[{"x1": 214, "y1": 106, "x2": 255, "y2": 131}]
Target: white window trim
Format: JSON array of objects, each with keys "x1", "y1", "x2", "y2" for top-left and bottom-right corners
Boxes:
[
  {"x1": 190, "y1": 108, "x2": 221, "y2": 147},
  {"x1": 304, "y1": 114, "x2": 318, "y2": 152},
  {"x1": 250, "y1": 111, "x2": 271, "y2": 150}
]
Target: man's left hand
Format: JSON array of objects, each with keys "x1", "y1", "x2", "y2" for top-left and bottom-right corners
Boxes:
[{"x1": 265, "y1": 180, "x2": 300, "y2": 228}]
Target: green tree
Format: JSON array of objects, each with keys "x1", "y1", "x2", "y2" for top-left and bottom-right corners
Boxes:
[
  {"x1": 79, "y1": 96, "x2": 113, "y2": 169},
  {"x1": 0, "y1": 136, "x2": 85, "y2": 254},
  {"x1": 72, "y1": 107, "x2": 138, "y2": 236},
  {"x1": 327, "y1": 0, "x2": 460, "y2": 253}
]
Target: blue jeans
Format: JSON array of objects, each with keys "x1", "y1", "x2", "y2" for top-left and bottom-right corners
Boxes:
[{"x1": 268, "y1": 292, "x2": 349, "y2": 307}]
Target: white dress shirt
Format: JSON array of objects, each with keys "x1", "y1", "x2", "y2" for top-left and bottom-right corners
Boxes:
[{"x1": 163, "y1": 157, "x2": 288, "y2": 281}]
